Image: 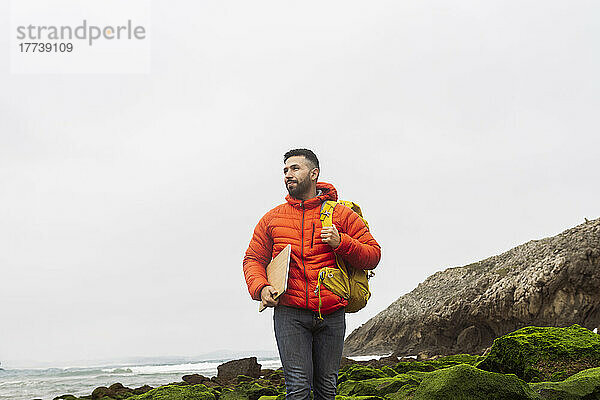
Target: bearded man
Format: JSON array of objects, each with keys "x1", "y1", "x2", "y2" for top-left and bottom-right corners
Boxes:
[{"x1": 243, "y1": 148, "x2": 381, "y2": 400}]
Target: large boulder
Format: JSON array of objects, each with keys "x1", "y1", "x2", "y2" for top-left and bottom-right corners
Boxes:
[
  {"x1": 218, "y1": 357, "x2": 262, "y2": 383},
  {"x1": 344, "y1": 218, "x2": 600, "y2": 357},
  {"x1": 477, "y1": 324, "x2": 600, "y2": 382},
  {"x1": 412, "y1": 364, "x2": 540, "y2": 400}
]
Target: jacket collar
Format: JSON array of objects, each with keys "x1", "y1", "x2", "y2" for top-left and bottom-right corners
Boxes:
[{"x1": 286, "y1": 181, "x2": 338, "y2": 210}]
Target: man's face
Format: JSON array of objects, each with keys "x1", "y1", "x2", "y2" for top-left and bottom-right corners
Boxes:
[{"x1": 283, "y1": 156, "x2": 318, "y2": 198}]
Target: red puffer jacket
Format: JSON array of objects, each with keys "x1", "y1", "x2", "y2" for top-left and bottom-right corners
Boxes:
[{"x1": 243, "y1": 182, "x2": 381, "y2": 314}]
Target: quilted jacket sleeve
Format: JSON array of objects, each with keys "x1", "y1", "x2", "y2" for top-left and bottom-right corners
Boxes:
[
  {"x1": 332, "y1": 205, "x2": 381, "y2": 270},
  {"x1": 243, "y1": 213, "x2": 273, "y2": 300}
]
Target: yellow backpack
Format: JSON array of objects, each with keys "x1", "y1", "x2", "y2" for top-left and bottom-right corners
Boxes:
[{"x1": 315, "y1": 200, "x2": 374, "y2": 317}]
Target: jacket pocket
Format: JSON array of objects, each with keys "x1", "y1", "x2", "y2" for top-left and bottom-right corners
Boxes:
[{"x1": 311, "y1": 222, "x2": 315, "y2": 248}]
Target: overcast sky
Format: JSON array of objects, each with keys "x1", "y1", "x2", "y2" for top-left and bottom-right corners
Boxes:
[{"x1": 1, "y1": 1, "x2": 599, "y2": 367}]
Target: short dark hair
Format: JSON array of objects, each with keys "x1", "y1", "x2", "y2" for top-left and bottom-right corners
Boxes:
[{"x1": 283, "y1": 148, "x2": 320, "y2": 170}]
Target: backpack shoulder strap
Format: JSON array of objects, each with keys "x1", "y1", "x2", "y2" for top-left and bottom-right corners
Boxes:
[{"x1": 320, "y1": 200, "x2": 338, "y2": 227}]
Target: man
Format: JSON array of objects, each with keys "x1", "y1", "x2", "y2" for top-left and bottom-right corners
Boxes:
[{"x1": 243, "y1": 148, "x2": 381, "y2": 400}]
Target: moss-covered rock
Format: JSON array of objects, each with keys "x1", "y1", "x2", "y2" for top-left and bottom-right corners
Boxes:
[
  {"x1": 477, "y1": 325, "x2": 600, "y2": 382},
  {"x1": 337, "y1": 375, "x2": 420, "y2": 397},
  {"x1": 126, "y1": 384, "x2": 216, "y2": 400},
  {"x1": 392, "y1": 361, "x2": 437, "y2": 374},
  {"x1": 434, "y1": 354, "x2": 482, "y2": 366},
  {"x1": 529, "y1": 367, "x2": 600, "y2": 399},
  {"x1": 343, "y1": 365, "x2": 389, "y2": 381},
  {"x1": 391, "y1": 355, "x2": 482, "y2": 376},
  {"x1": 336, "y1": 396, "x2": 385, "y2": 400},
  {"x1": 411, "y1": 364, "x2": 540, "y2": 400},
  {"x1": 383, "y1": 384, "x2": 420, "y2": 400},
  {"x1": 379, "y1": 366, "x2": 397, "y2": 377},
  {"x1": 219, "y1": 382, "x2": 279, "y2": 400}
]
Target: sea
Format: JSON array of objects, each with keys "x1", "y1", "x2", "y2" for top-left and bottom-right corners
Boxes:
[{"x1": 0, "y1": 354, "x2": 283, "y2": 400}]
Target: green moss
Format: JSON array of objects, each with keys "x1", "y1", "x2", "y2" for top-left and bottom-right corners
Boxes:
[
  {"x1": 220, "y1": 388, "x2": 250, "y2": 400},
  {"x1": 392, "y1": 361, "x2": 436, "y2": 374},
  {"x1": 127, "y1": 384, "x2": 216, "y2": 400},
  {"x1": 390, "y1": 355, "x2": 483, "y2": 376},
  {"x1": 412, "y1": 364, "x2": 540, "y2": 400},
  {"x1": 384, "y1": 383, "x2": 420, "y2": 400},
  {"x1": 337, "y1": 375, "x2": 420, "y2": 397},
  {"x1": 218, "y1": 382, "x2": 278, "y2": 400},
  {"x1": 477, "y1": 325, "x2": 600, "y2": 382},
  {"x1": 434, "y1": 354, "x2": 483, "y2": 365},
  {"x1": 335, "y1": 396, "x2": 384, "y2": 400},
  {"x1": 380, "y1": 366, "x2": 398, "y2": 377},
  {"x1": 344, "y1": 365, "x2": 389, "y2": 381},
  {"x1": 529, "y1": 367, "x2": 600, "y2": 399}
]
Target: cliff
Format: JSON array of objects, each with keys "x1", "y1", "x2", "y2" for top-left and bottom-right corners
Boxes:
[{"x1": 344, "y1": 218, "x2": 600, "y2": 357}]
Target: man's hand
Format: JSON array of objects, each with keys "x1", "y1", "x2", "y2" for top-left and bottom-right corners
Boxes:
[
  {"x1": 321, "y1": 224, "x2": 341, "y2": 249},
  {"x1": 260, "y1": 285, "x2": 279, "y2": 308}
]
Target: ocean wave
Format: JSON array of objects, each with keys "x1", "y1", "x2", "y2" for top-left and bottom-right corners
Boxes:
[
  {"x1": 128, "y1": 362, "x2": 222, "y2": 375},
  {"x1": 101, "y1": 368, "x2": 133, "y2": 374}
]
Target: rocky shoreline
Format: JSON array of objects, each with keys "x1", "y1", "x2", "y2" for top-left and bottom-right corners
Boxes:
[{"x1": 48, "y1": 324, "x2": 600, "y2": 400}]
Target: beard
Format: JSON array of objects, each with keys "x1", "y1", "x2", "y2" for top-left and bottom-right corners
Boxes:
[{"x1": 286, "y1": 176, "x2": 312, "y2": 198}]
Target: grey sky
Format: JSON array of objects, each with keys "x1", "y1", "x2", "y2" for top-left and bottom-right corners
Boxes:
[{"x1": 1, "y1": 1, "x2": 599, "y2": 367}]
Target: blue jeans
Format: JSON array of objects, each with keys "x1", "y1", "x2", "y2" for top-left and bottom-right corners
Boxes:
[{"x1": 273, "y1": 305, "x2": 346, "y2": 400}]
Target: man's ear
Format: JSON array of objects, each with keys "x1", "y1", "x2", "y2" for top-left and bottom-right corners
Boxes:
[{"x1": 310, "y1": 168, "x2": 319, "y2": 182}]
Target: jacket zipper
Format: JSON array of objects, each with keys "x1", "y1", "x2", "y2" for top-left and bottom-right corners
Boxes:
[
  {"x1": 301, "y1": 201, "x2": 308, "y2": 308},
  {"x1": 310, "y1": 223, "x2": 314, "y2": 248}
]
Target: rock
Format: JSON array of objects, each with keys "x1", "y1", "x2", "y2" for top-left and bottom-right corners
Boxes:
[
  {"x1": 237, "y1": 375, "x2": 255, "y2": 383},
  {"x1": 391, "y1": 354, "x2": 481, "y2": 376},
  {"x1": 344, "y1": 218, "x2": 600, "y2": 357},
  {"x1": 126, "y1": 383, "x2": 216, "y2": 400},
  {"x1": 132, "y1": 385, "x2": 153, "y2": 395},
  {"x1": 217, "y1": 357, "x2": 262, "y2": 383},
  {"x1": 530, "y1": 367, "x2": 600, "y2": 399},
  {"x1": 89, "y1": 382, "x2": 134, "y2": 399},
  {"x1": 378, "y1": 355, "x2": 399, "y2": 366},
  {"x1": 393, "y1": 361, "x2": 437, "y2": 374},
  {"x1": 335, "y1": 397, "x2": 383, "y2": 400},
  {"x1": 219, "y1": 382, "x2": 279, "y2": 400},
  {"x1": 52, "y1": 396, "x2": 79, "y2": 400},
  {"x1": 477, "y1": 324, "x2": 600, "y2": 382},
  {"x1": 340, "y1": 357, "x2": 359, "y2": 368},
  {"x1": 260, "y1": 368, "x2": 275, "y2": 377},
  {"x1": 183, "y1": 374, "x2": 210, "y2": 385},
  {"x1": 412, "y1": 364, "x2": 539, "y2": 400},
  {"x1": 343, "y1": 365, "x2": 389, "y2": 381},
  {"x1": 91, "y1": 387, "x2": 110, "y2": 399},
  {"x1": 108, "y1": 382, "x2": 133, "y2": 397},
  {"x1": 380, "y1": 365, "x2": 397, "y2": 377},
  {"x1": 242, "y1": 382, "x2": 279, "y2": 400},
  {"x1": 337, "y1": 375, "x2": 421, "y2": 397}
]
